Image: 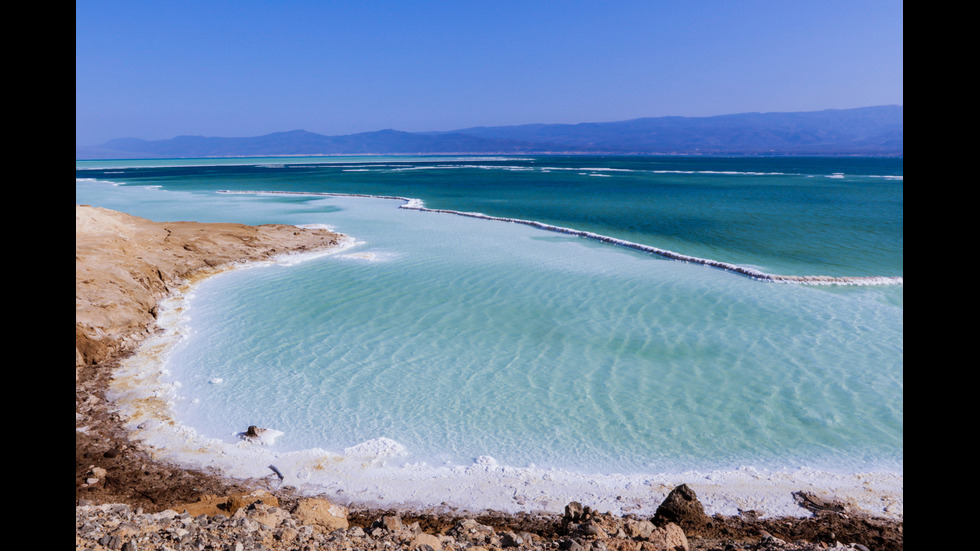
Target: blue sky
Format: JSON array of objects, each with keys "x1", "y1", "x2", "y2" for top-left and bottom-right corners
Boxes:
[{"x1": 76, "y1": 1, "x2": 903, "y2": 146}]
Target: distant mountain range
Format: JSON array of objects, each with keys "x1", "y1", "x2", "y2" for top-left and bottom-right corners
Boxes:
[{"x1": 76, "y1": 105, "x2": 902, "y2": 159}]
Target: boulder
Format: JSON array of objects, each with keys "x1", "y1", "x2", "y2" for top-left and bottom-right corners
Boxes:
[
  {"x1": 500, "y1": 531, "x2": 524, "y2": 547},
  {"x1": 410, "y1": 532, "x2": 444, "y2": 551},
  {"x1": 291, "y1": 497, "x2": 349, "y2": 532},
  {"x1": 623, "y1": 518, "x2": 655, "y2": 539},
  {"x1": 648, "y1": 522, "x2": 689, "y2": 551},
  {"x1": 653, "y1": 484, "x2": 710, "y2": 531},
  {"x1": 564, "y1": 501, "x2": 593, "y2": 522}
]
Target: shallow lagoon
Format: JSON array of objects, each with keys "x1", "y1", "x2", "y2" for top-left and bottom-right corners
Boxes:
[{"x1": 76, "y1": 156, "x2": 902, "y2": 517}]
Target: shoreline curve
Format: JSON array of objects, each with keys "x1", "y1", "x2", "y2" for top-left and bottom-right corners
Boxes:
[{"x1": 76, "y1": 204, "x2": 903, "y2": 550}]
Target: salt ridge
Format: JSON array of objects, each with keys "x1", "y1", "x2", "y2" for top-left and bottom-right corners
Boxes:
[{"x1": 218, "y1": 190, "x2": 903, "y2": 286}]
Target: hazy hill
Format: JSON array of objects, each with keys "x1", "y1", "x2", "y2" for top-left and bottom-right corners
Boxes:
[{"x1": 76, "y1": 105, "x2": 902, "y2": 159}]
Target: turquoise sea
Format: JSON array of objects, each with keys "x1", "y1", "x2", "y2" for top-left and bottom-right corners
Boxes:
[{"x1": 76, "y1": 155, "x2": 902, "y2": 518}]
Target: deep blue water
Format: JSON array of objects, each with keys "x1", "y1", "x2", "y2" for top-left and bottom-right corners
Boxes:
[{"x1": 77, "y1": 155, "x2": 902, "y2": 279}]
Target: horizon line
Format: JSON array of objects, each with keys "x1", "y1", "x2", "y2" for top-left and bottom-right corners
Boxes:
[{"x1": 79, "y1": 104, "x2": 903, "y2": 147}]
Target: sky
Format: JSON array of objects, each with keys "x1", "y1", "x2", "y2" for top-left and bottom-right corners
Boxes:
[{"x1": 76, "y1": 1, "x2": 903, "y2": 147}]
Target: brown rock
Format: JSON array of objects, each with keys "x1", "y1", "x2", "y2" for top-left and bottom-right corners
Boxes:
[
  {"x1": 377, "y1": 514, "x2": 405, "y2": 532},
  {"x1": 653, "y1": 484, "x2": 710, "y2": 532},
  {"x1": 291, "y1": 497, "x2": 350, "y2": 532},
  {"x1": 564, "y1": 501, "x2": 592, "y2": 522},
  {"x1": 410, "y1": 532, "x2": 444, "y2": 551},
  {"x1": 564, "y1": 501, "x2": 585, "y2": 521},
  {"x1": 648, "y1": 522, "x2": 689, "y2": 551},
  {"x1": 623, "y1": 518, "x2": 655, "y2": 539}
]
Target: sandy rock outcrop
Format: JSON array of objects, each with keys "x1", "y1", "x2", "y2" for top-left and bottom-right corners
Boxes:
[
  {"x1": 75, "y1": 204, "x2": 344, "y2": 371},
  {"x1": 291, "y1": 497, "x2": 350, "y2": 532},
  {"x1": 171, "y1": 490, "x2": 281, "y2": 518}
]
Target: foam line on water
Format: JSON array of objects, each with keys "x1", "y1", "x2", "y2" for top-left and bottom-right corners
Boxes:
[{"x1": 218, "y1": 190, "x2": 903, "y2": 286}]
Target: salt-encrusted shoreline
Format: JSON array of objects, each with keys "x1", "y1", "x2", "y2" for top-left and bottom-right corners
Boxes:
[
  {"x1": 217, "y1": 190, "x2": 904, "y2": 286},
  {"x1": 76, "y1": 205, "x2": 902, "y2": 550}
]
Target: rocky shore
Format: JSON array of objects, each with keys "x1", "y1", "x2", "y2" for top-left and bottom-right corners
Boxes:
[{"x1": 75, "y1": 205, "x2": 902, "y2": 550}]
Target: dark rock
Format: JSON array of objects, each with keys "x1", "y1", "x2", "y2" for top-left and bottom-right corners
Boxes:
[
  {"x1": 501, "y1": 531, "x2": 524, "y2": 547},
  {"x1": 564, "y1": 501, "x2": 585, "y2": 521},
  {"x1": 98, "y1": 534, "x2": 121, "y2": 549},
  {"x1": 653, "y1": 484, "x2": 711, "y2": 531},
  {"x1": 792, "y1": 491, "x2": 846, "y2": 514}
]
